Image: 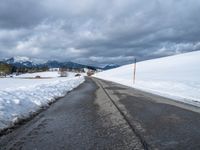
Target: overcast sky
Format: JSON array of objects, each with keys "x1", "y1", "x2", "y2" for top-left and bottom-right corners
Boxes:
[{"x1": 0, "y1": 0, "x2": 200, "y2": 65}]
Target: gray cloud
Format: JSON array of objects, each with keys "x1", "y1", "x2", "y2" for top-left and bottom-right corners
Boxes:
[{"x1": 0, "y1": 0, "x2": 200, "y2": 65}]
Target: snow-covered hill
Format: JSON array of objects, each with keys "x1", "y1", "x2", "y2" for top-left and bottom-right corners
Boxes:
[{"x1": 95, "y1": 51, "x2": 200, "y2": 107}]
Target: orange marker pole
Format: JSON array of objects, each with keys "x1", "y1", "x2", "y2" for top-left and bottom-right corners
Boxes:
[{"x1": 133, "y1": 58, "x2": 136, "y2": 84}]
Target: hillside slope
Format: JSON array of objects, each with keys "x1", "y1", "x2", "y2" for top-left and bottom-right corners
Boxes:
[{"x1": 95, "y1": 51, "x2": 200, "y2": 106}]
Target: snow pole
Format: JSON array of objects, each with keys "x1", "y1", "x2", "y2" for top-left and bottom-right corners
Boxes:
[{"x1": 133, "y1": 58, "x2": 137, "y2": 84}]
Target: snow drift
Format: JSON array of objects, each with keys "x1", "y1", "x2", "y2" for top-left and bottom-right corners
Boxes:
[
  {"x1": 0, "y1": 76, "x2": 84, "y2": 131},
  {"x1": 95, "y1": 51, "x2": 200, "y2": 107}
]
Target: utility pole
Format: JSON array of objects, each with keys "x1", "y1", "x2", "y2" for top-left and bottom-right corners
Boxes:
[{"x1": 133, "y1": 58, "x2": 137, "y2": 84}]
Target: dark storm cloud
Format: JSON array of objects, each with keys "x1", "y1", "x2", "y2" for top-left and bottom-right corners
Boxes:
[
  {"x1": 0, "y1": 0, "x2": 47, "y2": 29},
  {"x1": 0, "y1": 0, "x2": 200, "y2": 65}
]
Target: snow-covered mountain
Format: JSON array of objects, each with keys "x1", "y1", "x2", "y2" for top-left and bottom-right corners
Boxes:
[
  {"x1": 94, "y1": 63, "x2": 120, "y2": 70},
  {"x1": 95, "y1": 51, "x2": 200, "y2": 107},
  {"x1": 45, "y1": 60, "x2": 95, "y2": 69},
  {"x1": 4, "y1": 56, "x2": 46, "y2": 64},
  {"x1": 102, "y1": 64, "x2": 120, "y2": 70},
  {"x1": 3, "y1": 56, "x2": 46, "y2": 67},
  {"x1": 1, "y1": 56, "x2": 98, "y2": 70},
  {"x1": 5, "y1": 56, "x2": 30, "y2": 63}
]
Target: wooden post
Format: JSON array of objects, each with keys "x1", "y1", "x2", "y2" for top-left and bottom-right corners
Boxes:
[{"x1": 133, "y1": 58, "x2": 137, "y2": 84}]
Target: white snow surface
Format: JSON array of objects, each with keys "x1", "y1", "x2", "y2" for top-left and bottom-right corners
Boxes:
[
  {"x1": 12, "y1": 56, "x2": 30, "y2": 62},
  {"x1": 15, "y1": 71, "x2": 60, "y2": 78},
  {"x1": 14, "y1": 71, "x2": 75, "y2": 78},
  {"x1": 1, "y1": 71, "x2": 77, "y2": 90},
  {"x1": 0, "y1": 74, "x2": 85, "y2": 130},
  {"x1": 95, "y1": 51, "x2": 200, "y2": 107}
]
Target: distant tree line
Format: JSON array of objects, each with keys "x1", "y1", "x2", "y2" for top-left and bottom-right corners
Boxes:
[
  {"x1": 14, "y1": 66, "x2": 49, "y2": 74},
  {"x1": 0, "y1": 61, "x2": 96, "y2": 77},
  {"x1": 0, "y1": 63, "x2": 12, "y2": 76},
  {"x1": 62, "y1": 68, "x2": 85, "y2": 73},
  {"x1": 0, "y1": 62, "x2": 49, "y2": 76}
]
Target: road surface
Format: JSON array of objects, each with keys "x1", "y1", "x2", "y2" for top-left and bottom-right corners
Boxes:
[{"x1": 0, "y1": 77, "x2": 200, "y2": 150}]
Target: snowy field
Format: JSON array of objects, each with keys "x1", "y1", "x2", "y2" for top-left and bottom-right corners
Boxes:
[
  {"x1": 14, "y1": 71, "x2": 77, "y2": 78},
  {"x1": 0, "y1": 71, "x2": 85, "y2": 131},
  {"x1": 1, "y1": 72, "x2": 77, "y2": 90},
  {"x1": 95, "y1": 51, "x2": 200, "y2": 107}
]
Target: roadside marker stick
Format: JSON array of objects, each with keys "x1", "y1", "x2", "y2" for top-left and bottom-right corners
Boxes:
[{"x1": 133, "y1": 58, "x2": 137, "y2": 84}]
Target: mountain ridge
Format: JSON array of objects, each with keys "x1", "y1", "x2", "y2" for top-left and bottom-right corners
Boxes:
[{"x1": 1, "y1": 56, "x2": 119, "y2": 70}]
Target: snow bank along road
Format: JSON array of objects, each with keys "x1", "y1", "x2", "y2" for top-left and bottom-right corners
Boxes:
[
  {"x1": 0, "y1": 77, "x2": 200, "y2": 150},
  {"x1": 0, "y1": 76, "x2": 85, "y2": 131}
]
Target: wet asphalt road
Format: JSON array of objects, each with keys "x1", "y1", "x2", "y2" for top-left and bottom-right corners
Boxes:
[{"x1": 0, "y1": 77, "x2": 200, "y2": 150}]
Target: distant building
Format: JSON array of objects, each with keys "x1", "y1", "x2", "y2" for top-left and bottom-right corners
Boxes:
[
  {"x1": 49, "y1": 68, "x2": 60, "y2": 71},
  {"x1": 96, "y1": 69, "x2": 103, "y2": 72},
  {"x1": 87, "y1": 70, "x2": 95, "y2": 76},
  {"x1": 84, "y1": 68, "x2": 89, "y2": 73}
]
